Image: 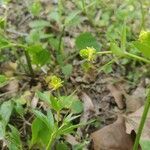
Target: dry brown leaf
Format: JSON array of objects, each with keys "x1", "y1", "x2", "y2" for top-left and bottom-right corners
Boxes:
[
  {"x1": 108, "y1": 82, "x2": 145, "y2": 112},
  {"x1": 1, "y1": 62, "x2": 17, "y2": 77},
  {"x1": 31, "y1": 94, "x2": 39, "y2": 108},
  {"x1": 1, "y1": 79, "x2": 19, "y2": 97},
  {"x1": 65, "y1": 134, "x2": 79, "y2": 146},
  {"x1": 80, "y1": 92, "x2": 95, "y2": 123},
  {"x1": 125, "y1": 106, "x2": 150, "y2": 140},
  {"x1": 124, "y1": 85, "x2": 145, "y2": 113},
  {"x1": 91, "y1": 116, "x2": 140, "y2": 150},
  {"x1": 107, "y1": 84, "x2": 125, "y2": 109},
  {"x1": 77, "y1": 92, "x2": 95, "y2": 138}
]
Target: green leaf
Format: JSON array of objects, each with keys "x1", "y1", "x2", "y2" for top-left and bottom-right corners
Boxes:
[
  {"x1": 0, "y1": 35, "x2": 9, "y2": 49},
  {"x1": 32, "y1": 110, "x2": 50, "y2": 129},
  {"x1": 47, "y1": 109, "x2": 54, "y2": 129},
  {"x1": 0, "y1": 121, "x2": 5, "y2": 140},
  {"x1": 56, "y1": 142, "x2": 69, "y2": 150},
  {"x1": 48, "y1": 11, "x2": 60, "y2": 23},
  {"x1": 59, "y1": 94, "x2": 83, "y2": 114},
  {"x1": 29, "y1": 20, "x2": 50, "y2": 29},
  {"x1": 29, "y1": 0, "x2": 42, "y2": 16},
  {"x1": 70, "y1": 100, "x2": 83, "y2": 114},
  {"x1": 26, "y1": 29, "x2": 53, "y2": 44},
  {"x1": 37, "y1": 91, "x2": 51, "y2": 105},
  {"x1": 0, "y1": 100, "x2": 13, "y2": 124},
  {"x1": 59, "y1": 94, "x2": 77, "y2": 109},
  {"x1": 140, "y1": 140, "x2": 150, "y2": 150},
  {"x1": 65, "y1": 10, "x2": 80, "y2": 27},
  {"x1": 110, "y1": 42, "x2": 125, "y2": 57},
  {"x1": 134, "y1": 41, "x2": 150, "y2": 59},
  {"x1": 14, "y1": 102, "x2": 24, "y2": 117},
  {"x1": 50, "y1": 96, "x2": 62, "y2": 111},
  {"x1": 49, "y1": 36, "x2": 59, "y2": 50},
  {"x1": 7, "y1": 125, "x2": 23, "y2": 150},
  {"x1": 101, "y1": 63, "x2": 113, "y2": 74},
  {"x1": 0, "y1": 74, "x2": 8, "y2": 88},
  {"x1": 30, "y1": 118, "x2": 51, "y2": 147},
  {"x1": 62, "y1": 64, "x2": 73, "y2": 77},
  {"x1": 27, "y1": 44, "x2": 51, "y2": 66},
  {"x1": 75, "y1": 32, "x2": 101, "y2": 51}
]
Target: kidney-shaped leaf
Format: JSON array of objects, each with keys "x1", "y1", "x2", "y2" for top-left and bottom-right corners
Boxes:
[{"x1": 75, "y1": 32, "x2": 101, "y2": 51}]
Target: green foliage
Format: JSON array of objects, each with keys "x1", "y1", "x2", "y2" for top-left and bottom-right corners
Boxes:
[
  {"x1": 30, "y1": 108, "x2": 81, "y2": 149},
  {"x1": 31, "y1": 91, "x2": 84, "y2": 148},
  {"x1": 110, "y1": 42, "x2": 125, "y2": 57},
  {"x1": 0, "y1": 0, "x2": 11, "y2": 4},
  {"x1": 27, "y1": 44, "x2": 50, "y2": 66},
  {"x1": 76, "y1": 32, "x2": 101, "y2": 51},
  {"x1": 140, "y1": 140, "x2": 150, "y2": 150},
  {"x1": 0, "y1": 74, "x2": 8, "y2": 87},
  {"x1": 37, "y1": 92, "x2": 83, "y2": 114},
  {"x1": 0, "y1": 35, "x2": 9, "y2": 49},
  {"x1": 62, "y1": 64, "x2": 73, "y2": 77},
  {"x1": 29, "y1": 20, "x2": 50, "y2": 29},
  {"x1": 56, "y1": 142, "x2": 69, "y2": 150},
  {"x1": 134, "y1": 30, "x2": 150, "y2": 59},
  {"x1": 64, "y1": 10, "x2": 80, "y2": 27},
  {"x1": 0, "y1": 100, "x2": 13, "y2": 140},
  {"x1": 7, "y1": 125, "x2": 23, "y2": 150},
  {"x1": 30, "y1": 117, "x2": 52, "y2": 147},
  {"x1": 28, "y1": 0, "x2": 42, "y2": 16}
]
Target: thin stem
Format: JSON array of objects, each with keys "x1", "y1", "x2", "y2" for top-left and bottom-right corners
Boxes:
[
  {"x1": 24, "y1": 50, "x2": 34, "y2": 77},
  {"x1": 125, "y1": 52, "x2": 150, "y2": 64},
  {"x1": 139, "y1": 0, "x2": 146, "y2": 30},
  {"x1": 97, "y1": 51, "x2": 112, "y2": 55},
  {"x1": 46, "y1": 123, "x2": 66, "y2": 150},
  {"x1": 0, "y1": 43, "x2": 34, "y2": 76},
  {"x1": 46, "y1": 132, "x2": 55, "y2": 150},
  {"x1": 96, "y1": 51, "x2": 150, "y2": 64},
  {"x1": 57, "y1": 25, "x2": 65, "y2": 66},
  {"x1": 81, "y1": 0, "x2": 86, "y2": 14},
  {"x1": 133, "y1": 89, "x2": 150, "y2": 150}
]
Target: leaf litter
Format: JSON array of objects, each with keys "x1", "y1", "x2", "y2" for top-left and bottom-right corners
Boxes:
[
  {"x1": 91, "y1": 80, "x2": 147, "y2": 150},
  {"x1": 0, "y1": 0, "x2": 150, "y2": 149}
]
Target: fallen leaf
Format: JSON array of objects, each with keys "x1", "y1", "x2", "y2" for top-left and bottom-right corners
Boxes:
[
  {"x1": 77, "y1": 92, "x2": 95, "y2": 138},
  {"x1": 31, "y1": 94, "x2": 39, "y2": 109},
  {"x1": 107, "y1": 84, "x2": 125, "y2": 109},
  {"x1": 91, "y1": 116, "x2": 141, "y2": 150},
  {"x1": 125, "y1": 106, "x2": 150, "y2": 140},
  {"x1": 124, "y1": 85, "x2": 145, "y2": 113},
  {"x1": 1, "y1": 79, "x2": 19, "y2": 97},
  {"x1": 1, "y1": 62, "x2": 17, "y2": 77},
  {"x1": 65, "y1": 134, "x2": 79, "y2": 146},
  {"x1": 80, "y1": 92, "x2": 95, "y2": 123}
]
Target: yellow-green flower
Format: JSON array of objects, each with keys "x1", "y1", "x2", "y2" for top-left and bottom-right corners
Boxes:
[
  {"x1": 48, "y1": 75, "x2": 63, "y2": 90},
  {"x1": 79, "y1": 47, "x2": 96, "y2": 61},
  {"x1": 139, "y1": 30, "x2": 150, "y2": 43}
]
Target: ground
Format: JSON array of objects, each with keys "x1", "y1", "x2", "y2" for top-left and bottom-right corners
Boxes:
[{"x1": 0, "y1": 0, "x2": 150, "y2": 150}]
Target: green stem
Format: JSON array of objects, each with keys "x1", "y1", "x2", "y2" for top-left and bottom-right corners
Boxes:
[
  {"x1": 97, "y1": 51, "x2": 112, "y2": 55},
  {"x1": 139, "y1": 0, "x2": 146, "y2": 30},
  {"x1": 57, "y1": 25, "x2": 65, "y2": 66},
  {"x1": 125, "y1": 52, "x2": 150, "y2": 64},
  {"x1": 81, "y1": 0, "x2": 86, "y2": 14},
  {"x1": 46, "y1": 123, "x2": 65, "y2": 150},
  {"x1": 0, "y1": 43, "x2": 34, "y2": 76},
  {"x1": 97, "y1": 51, "x2": 150, "y2": 64},
  {"x1": 133, "y1": 89, "x2": 150, "y2": 150},
  {"x1": 46, "y1": 133, "x2": 55, "y2": 150},
  {"x1": 24, "y1": 50, "x2": 34, "y2": 77}
]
